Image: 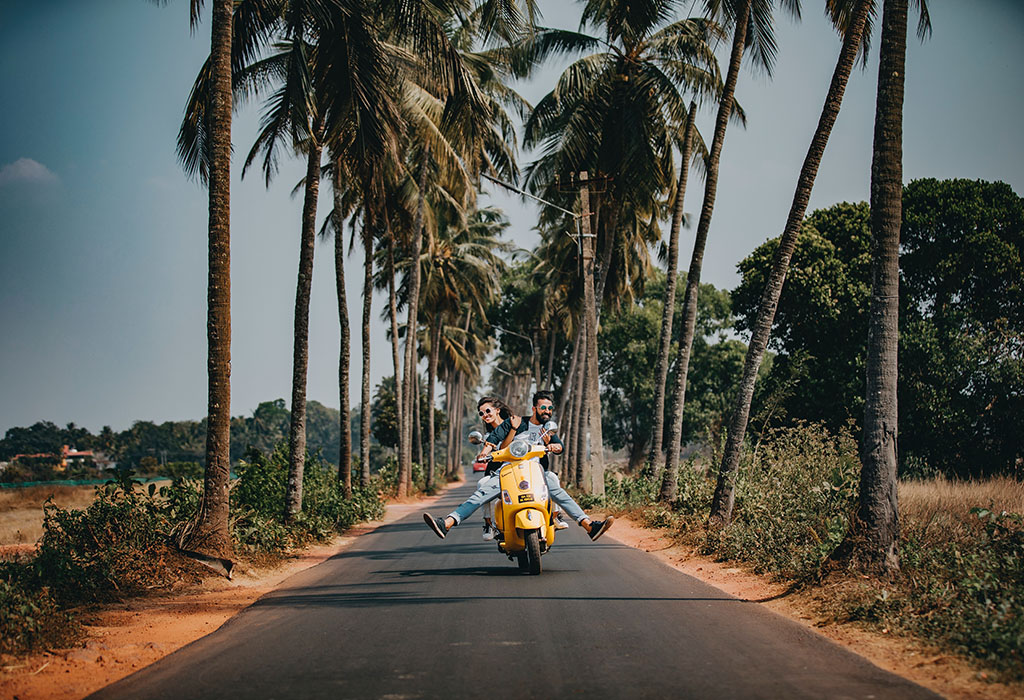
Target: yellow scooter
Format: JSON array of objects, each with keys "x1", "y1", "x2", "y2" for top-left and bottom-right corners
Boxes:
[{"x1": 469, "y1": 424, "x2": 558, "y2": 575}]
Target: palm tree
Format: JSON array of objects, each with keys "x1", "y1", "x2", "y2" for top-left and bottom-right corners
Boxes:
[
  {"x1": 419, "y1": 206, "x2": 511, "y2": 485},
  {"x1": 332, "y1": 167, "x2": 353, "y2": 495},
  {"x1": 172, "y1": 0, "x2": 241, "y2": 560},
  {"x1": 323, "y1": 156, "x2": 361, "y2": 495},
  {"x1": 708, "y1": 0, "x2": 873, "y2": 524},
  {"x1": 648, "y1": 101, "x2": 699, "y2": 467},
  {"x1": 238, "y1": 1, "x2": 399, "y2": 518},
  {"x1": 839, "y1": 0, "x2": 930, "y2": 575},
  {"x1": 519, "y1": 0, "x2": 725, "y2": 492},
  {"x1": 660, "y1": 0, "x2": 796, "y2": 503}
]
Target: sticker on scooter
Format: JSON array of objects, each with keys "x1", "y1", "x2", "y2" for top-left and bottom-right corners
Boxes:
[{"x1": 518, "y1": 494, "x2": 534, "y2": 503}]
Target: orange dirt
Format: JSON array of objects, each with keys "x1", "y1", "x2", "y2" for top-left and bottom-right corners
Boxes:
[{"x1": 2, "y1": 491, "x2": 1020, "y2": 700}]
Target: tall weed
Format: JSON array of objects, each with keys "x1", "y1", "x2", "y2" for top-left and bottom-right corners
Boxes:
[{"x1": 714, "y1": 423, "x2": 860, "y2": 580}]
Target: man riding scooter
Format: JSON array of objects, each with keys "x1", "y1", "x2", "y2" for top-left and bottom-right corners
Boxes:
[{"x1": 423, "y1": 392, "x2": 613, "y2": 541}]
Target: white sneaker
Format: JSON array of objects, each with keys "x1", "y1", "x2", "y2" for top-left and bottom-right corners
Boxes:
[
  {"x1": 553, "y1": 513, "x2": 569, "y2": 530},
  {"x1": 482, "y1": 522, "x2": 496, "y2": 541}
]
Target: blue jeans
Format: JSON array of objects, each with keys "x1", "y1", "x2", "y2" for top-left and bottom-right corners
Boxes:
[
  {"x1": 448, "y1": 473, "x2": 500, "y2": 524},
  {"x1": 546, "y1": 472, "x2": 587, "y2": 522},
  {"x1": 447, "y1": 471, "x2": 587, "y2": 525}
]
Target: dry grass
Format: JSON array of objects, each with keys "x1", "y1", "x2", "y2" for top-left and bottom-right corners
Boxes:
[
  {"x1": 0, "y1": 485, "x2": 98, "y2": 545},
  {"x1": 899, "y1": 475, "x2": 1024, "y2": 541}
]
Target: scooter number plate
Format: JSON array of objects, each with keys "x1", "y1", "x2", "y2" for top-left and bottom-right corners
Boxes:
[{"x1": 518, "y1": 493, "x2": 534, "y2": 503}]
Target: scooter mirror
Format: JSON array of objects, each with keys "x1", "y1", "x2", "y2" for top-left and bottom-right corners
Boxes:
[
  {"x1": 543, "y1": 421, "x2": 558, "y2": 433},
  {"x1": 468, "y1": 431, "x2": 484, "y2": 445}
]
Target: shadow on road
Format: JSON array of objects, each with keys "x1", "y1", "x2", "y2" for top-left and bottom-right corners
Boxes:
[{"x1": 250, "y1": 590, "x2": 743, "y2": 609}]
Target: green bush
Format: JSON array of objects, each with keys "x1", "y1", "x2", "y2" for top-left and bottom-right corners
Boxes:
[
  {"x1": 0, "y1": 571, "x2": 79, "y2": 655},
  {"x1": 231, "y1": 442, "x2": 385, "y2": 553},
  {"x1": 31, "y1": 475, "x2": 177, "y2": 605},
  {"x1": 710, "y1": 423, "x2": 860, "y2": 580},
  {"x1": 372, "y1": 455, "x2": 427, "y2": 498},
  {"x1": 886, "y1": 508, "x2": 1024, "y2": 680},
  {"x1": 0, "y1": 444, "x2": 384, "y2": 658}
]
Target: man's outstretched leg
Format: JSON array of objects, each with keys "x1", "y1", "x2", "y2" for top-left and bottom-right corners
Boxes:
[
  {"x1": 544, "y1": 471, "x2": 614, "y2": 541},
  {"x1": 424, "y1": 474, "x2": 500, "y2": 539}
]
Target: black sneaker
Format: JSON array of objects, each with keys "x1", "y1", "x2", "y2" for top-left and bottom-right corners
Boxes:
[
  {"x1": 588, "y1": 516, "x2": 615, "y2": 541},
  {"x1": 424, "y1": 513, "x2": 449, "y2": 539}
]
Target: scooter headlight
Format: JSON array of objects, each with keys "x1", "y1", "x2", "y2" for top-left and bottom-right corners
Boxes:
[{"x1": 509, "y1": 439, "x2": 530, "y2": 458}]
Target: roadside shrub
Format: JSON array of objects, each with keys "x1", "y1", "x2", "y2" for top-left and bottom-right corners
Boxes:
[
  {"x1": 876, "y1": 507, "x2": 1024, "y2": 680},
  {"x1": 712, "y1": 422, "x2": 861, "y2": 580},
  {"x1": 373, "y1": 456, "x2": 427, "y2": 498},
  {"x1": 0, "y1": 570, "x2": 79, "y2": 654},
  {"x1": 233, "y1": 444, "x2": 289, "y2": 520},
  {"x1": 231, "y1": 442, "x2": 385, "y2": 553},
  {"x1": 31, "y1": 472, "x2": 180, "y2": 605},
  {"x1": 604, "y1": 470, "x2": 660, "y2": 510}
]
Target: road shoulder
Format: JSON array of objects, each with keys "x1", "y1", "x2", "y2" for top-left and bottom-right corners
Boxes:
[{"x1": 604, "y1": 516, "x2": 1021, "y2": 700}]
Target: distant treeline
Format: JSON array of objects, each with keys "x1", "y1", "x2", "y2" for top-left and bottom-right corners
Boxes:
[{"x1": 0, "y1": 399, "x2": 351, "y2": 480}]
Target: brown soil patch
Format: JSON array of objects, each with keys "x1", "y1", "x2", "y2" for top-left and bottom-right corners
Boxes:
[{"x1": 604, "y1": 516, "x2": 1023, "y2": 700}]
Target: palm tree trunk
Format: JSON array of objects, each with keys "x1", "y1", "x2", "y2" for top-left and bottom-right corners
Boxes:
[
  {"x1": 649, "y1": 102, "x2": 696, "y2": 468},
  {"x1": 386, "y1": 224, "x2": 405, "y2": 485},
  {"x1": 848, "y1": 0, "x2": 907, "y2": 576},
  {"x1": 570, "y1": 323, "x2": 588, "y2": 488},
  {"x1": 450, "y1": 371, "x2": 465, "y2": 478},
  {"x1": 413, "y1": 370, "x2": 423, "y2": 468},
  {"x1": 710, "y1": 0, "x2": 871, "y2": 524},
  {"x1": 333, "y1": 161, "x2": 352, "y2": 497},
  {"x1": 285, "y1": 118, "x2": 325, "y2": 519},
  {"x1": 360, "y1": 218, "x2": 374, "y2": 486},
  {"x1": 557, "y1": 326, "x2": 582, "y2": 482},
  {"x1": 190, "y1": 0, "x2": 233, "y2": 559},
  {"x1": 531, "y1": 328, "x2": 542, "y2": 392},
  {"x1": 661, "y1": 0, "x2": 749, "y2": 503},
  {"x1": 444, "y1": 373, "x2": 455, "y2": 477},
  {"x1": 400, "y1": 149, "x2": 430, "y2": 497},
  {"x1": 426, "y1": 314, "x2": 442, "y2": 487},
  {"x1": 542, "y1": 328, "x2": 556, "y2": 391},
  {"x1": 558, "y1": 326, "x2": 582, "y2": 427}
]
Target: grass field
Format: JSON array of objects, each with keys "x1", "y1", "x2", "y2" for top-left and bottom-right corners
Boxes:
[
  {"x1": 0, "y1": 482, "x2": 171, "y2": 546},
  {"x1": 0, "y1": 485, "x2": 98, "y2": 545}
]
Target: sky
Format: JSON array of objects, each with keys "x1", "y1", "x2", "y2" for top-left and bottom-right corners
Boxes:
[{"x1": 1, "y1": 0, "x2": 1022, "y2": 436}]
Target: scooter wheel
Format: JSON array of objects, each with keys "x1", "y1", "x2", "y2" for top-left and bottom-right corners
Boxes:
[
  {"x1": 525, "y1": 529, "x2": 542, "y2": 575},
  {"x1": 516, "y1": 552, "x2": 529, "y2": 571}
]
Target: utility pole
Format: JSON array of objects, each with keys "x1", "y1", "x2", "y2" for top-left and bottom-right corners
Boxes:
[{"x1": 578, "y1": 171, "x2": 605, "y2": 495}]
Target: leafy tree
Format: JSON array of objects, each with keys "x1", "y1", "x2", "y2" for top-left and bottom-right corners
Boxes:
[
  {"x1": 899, "y1": 178, "x2": 1023, "y2": 477},
  {"x1": 733, "y1": 180, "x2": 1019, "y2": 481},
  {"x1": 599, "y1": 273, "x2": 749, "y2": 471},
  {"x1": 731, "y1": 202, "x2": 872, "y2": 430},
  {"x1": 1, "y1": 422, "x2": 66, "y2": 459}
]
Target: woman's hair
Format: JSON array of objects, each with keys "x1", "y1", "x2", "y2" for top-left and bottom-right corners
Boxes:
[{"x1": 477, "y1": 395, "x2": 512, "y2": 421}]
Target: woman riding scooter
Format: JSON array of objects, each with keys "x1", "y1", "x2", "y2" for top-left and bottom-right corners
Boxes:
[
  {"x1": 423, "y1": 395, "x2": 612, "y2": 541},
  {"x1": 477, "y1": 398, "x2": 569, "y2": 540}
]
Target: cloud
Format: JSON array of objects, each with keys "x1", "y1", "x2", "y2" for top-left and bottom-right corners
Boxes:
[{"x1": 0, "y1": 158, "x2": 59, "y2": 187}]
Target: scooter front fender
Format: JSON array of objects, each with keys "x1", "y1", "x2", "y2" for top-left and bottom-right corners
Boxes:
[{"x1": 515, "y1": 508, "x2": 545, "y2": 531}]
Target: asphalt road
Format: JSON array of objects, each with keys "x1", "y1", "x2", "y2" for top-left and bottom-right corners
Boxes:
[{"x1": 89, "y1": 482, "x2": 940, "y2": 700}]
